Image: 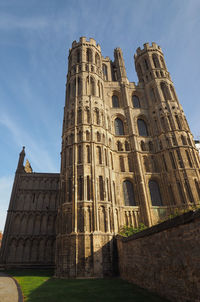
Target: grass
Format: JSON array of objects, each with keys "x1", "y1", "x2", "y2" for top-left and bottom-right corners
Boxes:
[{"x1": 7, "y1": 269, "x2": 169, "y2": 302}]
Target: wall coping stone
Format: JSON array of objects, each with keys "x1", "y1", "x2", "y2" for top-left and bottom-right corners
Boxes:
[{"x1": 116, "y1": 209, "x2": 200, "y2": 242}]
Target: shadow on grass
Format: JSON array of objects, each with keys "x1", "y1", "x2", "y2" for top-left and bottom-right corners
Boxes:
[{"x1": 7, "y1": 270, "x2": 170, "y2": 302}]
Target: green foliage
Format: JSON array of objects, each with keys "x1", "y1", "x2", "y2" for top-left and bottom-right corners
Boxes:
[{"x1": 119, "y1": 223, "x2": 147, "y2": 237}]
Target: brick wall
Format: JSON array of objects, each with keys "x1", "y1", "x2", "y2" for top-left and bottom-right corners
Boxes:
[{"x1": 117, "y1": 210, "x2": 200, "y2": 302}]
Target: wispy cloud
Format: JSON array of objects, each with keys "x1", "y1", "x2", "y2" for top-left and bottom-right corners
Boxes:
[
  {"x1": 0, "y1": 13, "x2": 48, "y2": 31},
  {"x1": 0, "y1": 112, "x2": 58, "y2": 172}
]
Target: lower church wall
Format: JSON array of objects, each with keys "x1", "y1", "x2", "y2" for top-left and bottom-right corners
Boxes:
[
  {"x1": 55, "y1": 233, "x2": 117, "y2": 278},
  {"x1": 116, "y1": 210, "x2": 200, "y2": 302}
]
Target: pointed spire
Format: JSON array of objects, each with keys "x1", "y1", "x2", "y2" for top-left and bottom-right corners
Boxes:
[
  {"x1": 17, "y1": 146, "x2": 25, "y2": 172},
  {"x1": 24, "y1": 159, "x2": 33, "y2": 173}
]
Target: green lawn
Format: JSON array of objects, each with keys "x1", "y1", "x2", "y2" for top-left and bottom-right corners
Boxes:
[{"x1": 7, "y1": 270, "x2": 169, "y2": 302}]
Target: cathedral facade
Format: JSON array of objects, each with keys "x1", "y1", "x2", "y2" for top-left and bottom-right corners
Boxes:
[{"x1": 1, "y1": 37, "x2": 200, "y2": 277}]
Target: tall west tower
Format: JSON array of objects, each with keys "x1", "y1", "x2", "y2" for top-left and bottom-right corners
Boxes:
[{"x1": 55, "y1": 38, "x2": 200, "y2": 278}]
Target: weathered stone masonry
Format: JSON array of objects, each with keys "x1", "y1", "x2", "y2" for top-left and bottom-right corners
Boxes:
[{"x1": 117, "y1": 210, "x2": 200, "y2": 302}]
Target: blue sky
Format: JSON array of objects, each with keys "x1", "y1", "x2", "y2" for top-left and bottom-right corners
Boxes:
[{"x1": 0, "y1": 0, "x2": 200, "y2": 231}]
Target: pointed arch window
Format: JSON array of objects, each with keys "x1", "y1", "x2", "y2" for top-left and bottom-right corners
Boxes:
[
  {"x1": 86, "y1": 145, "x2": 90, "y2": 163},
  {"x1": 99, "y1": 176, "x2": 104, "y2": 200},
  {"x1": 95, "y1": 53, "x2": 100, "y2": 66},
  {"x1": 112, "y1": 95, "x2": 119, "y2": 108},
  {"x1": 97, "y1": 146, "x2": 102, "y2": 164},
  {"x1": 137, "y1": 63, "x2": 143, "y2": 81},
  {"x1": 152, "y1": 54, "x2": 160, "y2": 68},
  {"x1": 149, "y1": 180, "x2": 163, "y2": 206},
  {"x1": 125, "y1": 141, "x2": 130, "y2": 151},
  {"x1": 77, "y1": 49, "x2": 81, "y2": 63},
  {"x1": 137, "y1": 119, "x2": 148, "y2": 136},
  {"x1": 78, "y1": 145, "x2": 82, "y2": 164},
  {"x1": 144, "y1": 58, "x2": 149, "y2": 70},
  {"x1": 90, "y1": 77, "x2": 95, "y2": 96},
  {"x1": 78, "y1": 77, "x2": 82, "y2": 96},
  {"x1": 78, "y1": 177, "x2": 83, "y2": 200},
  {"x1": 160, "y1": 56, "x2": 166, "y2": 69},
  {"x1": 86, "y1": 48, "x2": 92, "y2": 63},
  {"x1": 123, "y1": 180, "x2": 136, "y2": 206},
  {"x1": 102, "y1": 64, "x2": 108, "y2": 80},
  {"x1": 160, "y1": 82, "x2": 170, "y2": 101},
  {"x1": 132, "y1": 95, "x2": 140, "y2": 108},
  {"x1": 115, "y1": 118, "x2": 124, "y2": 135}
]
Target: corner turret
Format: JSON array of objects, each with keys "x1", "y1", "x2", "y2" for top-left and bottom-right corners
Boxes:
[{"x1": 134, "y1": 42, "x2": 170, "y2": 84}]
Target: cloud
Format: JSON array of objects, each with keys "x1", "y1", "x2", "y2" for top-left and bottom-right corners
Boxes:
[
  {"x1": 0, "y1": 112, "x2": 58, "y2": 172},
  {"x1": 0, "y1": 13, "x2": 48, "y2": 31},
  {"x1": 0, "y1": 175, "x2": 13, "y2": 232}
]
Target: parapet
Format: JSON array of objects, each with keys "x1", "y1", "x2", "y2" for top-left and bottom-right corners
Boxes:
[
  {"x1": 71, "y1": 37, "x2": 101, "y2": 51},
  {"x1": 134, "y1": 42, "x2": 162, "y2": 60}
]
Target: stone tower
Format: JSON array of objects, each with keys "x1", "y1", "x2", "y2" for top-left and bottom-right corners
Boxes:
[
  {"x1": 55, "y1": 38, "x2": 200, "y2": 278},
  {"x1": 1, "y1": 37, "x2": 200, "y2": 276}
]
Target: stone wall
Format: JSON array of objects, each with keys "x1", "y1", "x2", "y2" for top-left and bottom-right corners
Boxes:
[
  {"x1": 0, "y1": 172, "x2": 59, "y2": 268},
  {"x1": 117, "y1": 210, "x2": 200, "y2": 302}
]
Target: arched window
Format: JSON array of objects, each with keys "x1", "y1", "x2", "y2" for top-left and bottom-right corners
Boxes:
[
  {"x1": 78, "y1": 77, "x2": 82, "y2": 96},
  {"x1": 170, "y1": 85, "x2": 176, "y2": 100},
  {"x1": 95, "y1": 53, "x2": 100, "y2": 66},
  {"x1": 117, "y1": 141, "x2": 123, "y2": 151},
  {"x1": 144, "y1": 58, "x2": 149, "y2": 70},
  {"x1": 137, "y1": 63, "x2": 143, "y2": 81},
  {"x1": 110, "y1": 152, "x2": 114, "y2": 169},
  {"x1": 98, "y1": 81, "x2": 101, "y2": 97},
  {"x1": 86, "y1": 48, "x2": 92, "y2": 62},
  {"x1": 150, "y1": 87, "x2": 156, "y2": 102},
  {"x1": 152, "y1": 54, "x2": 160, "y2": 68},
  {"x1": 86, "y1": 130, "x2": 90, "y2": 141},
  {"x1": 132, "y1": 95, "x2": 140, "y2": 108},
  {"x1": 149, "y1": 180, "x2": 163, "y2": 206},
  {"x1": 123, "y1": 180, "x2": 136, "y2": 206},
  {"x1": 149, "y1": 141, "x2": 153, "y2": 151},
  {"x1": 112, "y1": 95, "x2": 119, "y2": 108},
  {"x1": 125, "y1": 141, "x2": 130, "y2": 151},
  {"x1": 141, "y1": 141, "x2": 145, "y2": 151},
  {"x1": 77, "y1": 49, "x2": 81, "y2": 63},
  {"x1": 160, "y1": 56, "x2": 166, "y2": 69},
  {"x1": 87, "y1": 176, "x2": 90, "y2": 200},
  {"x1": 95, "y1": 109, "x2": 100, "y2": 125},
  {"x1": 137, "y1": 119, "x2": 148, "y2": 136},
  {"x1": 99, "y1": 176, "x2": 104, "y2": 200},
  {"x1": 97, "y1": 146, "x2": 102, "y2": 164},
  {"x1": 78, "y1": 177, "x2": 83, "y2": 200},
  {"x1": 102, "y1": 64, "x2": 108, "y2": 80},
  {"x1": 78, "y1": 145, "x2": 82, "y2": 164},
  {"x1": 181, "y1": 135, "x2": 187, "y2": 145},
  {"x1": 115, "y1": 118, "x2": 124, "y2": 135},
  {"x1": 90, "y1": 77, "x2": 95, "y2": 96},
  {"x1": 160, "y1": 82, "x2": 170, "y2": 101},
  {"x1": 104, "y1": 149, "x2": 108, "y2": 166},
  {"x1": 86, "y1": 108, "x2": 90, "y2": 123},
  {"x1": 86, "y1": 145, "x2": 90, "y2": 163}
]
